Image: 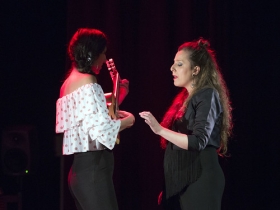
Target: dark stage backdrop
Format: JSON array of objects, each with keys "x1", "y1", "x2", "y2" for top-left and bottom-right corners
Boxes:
[{"x1": 1, "y1": 0, "x2": 279, "y2": 210}]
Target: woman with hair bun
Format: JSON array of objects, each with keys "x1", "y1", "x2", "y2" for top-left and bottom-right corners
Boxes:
[
  {"x1": 140, "y1": 38, "x2": 232, "y2": 210},
  {"x1": 56, "y1": 28, "x2": 135, "y2": 210}
]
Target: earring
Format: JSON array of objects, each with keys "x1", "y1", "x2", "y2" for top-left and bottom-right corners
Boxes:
[{"x1": 191, "y1": 73, "x2": 195, "y2": 88}]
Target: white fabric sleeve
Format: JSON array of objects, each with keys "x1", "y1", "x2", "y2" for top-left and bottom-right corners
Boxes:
[{"x1": 56, "y1": 83, "x2": 120, "y2": 150}]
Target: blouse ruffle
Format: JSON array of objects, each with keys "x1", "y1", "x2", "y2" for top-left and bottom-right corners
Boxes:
[{"x1": 56, "y1": 83, "x2": 120, "y2": 154}]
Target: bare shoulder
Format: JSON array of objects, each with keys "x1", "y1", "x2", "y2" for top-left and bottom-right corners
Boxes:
[
  {"x1": 60, "y1": 72, "x2": 97, "y2": 97},
  {"x1": 80, "y1": 74, "x2": 97, "y2": 84}
]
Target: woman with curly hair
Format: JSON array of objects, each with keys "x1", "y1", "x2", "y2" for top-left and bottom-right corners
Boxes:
[
  {"x1": 140, "y1": 38, "x2": 232, "y2": 210},
  {"x1": 56, "y1": 28, "x2": 135, "y2": 210}
]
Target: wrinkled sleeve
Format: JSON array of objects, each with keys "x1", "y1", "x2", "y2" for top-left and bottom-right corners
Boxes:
[
  {"x1": 187, "y1": 89, "x2": 222, "y2": 151},
  {"x1": 56, "y1": 84, "x2": 120, "y2": 150}
]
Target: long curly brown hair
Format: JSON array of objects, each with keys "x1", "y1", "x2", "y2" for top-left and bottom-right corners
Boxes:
[{"x1": 160, "y1": 38, "x2": 232, "y2": 155}]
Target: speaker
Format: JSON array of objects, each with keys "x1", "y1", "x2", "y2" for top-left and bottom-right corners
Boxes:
[{"x1": 1, "y1": 125, "x2": 37, "y2": 176}]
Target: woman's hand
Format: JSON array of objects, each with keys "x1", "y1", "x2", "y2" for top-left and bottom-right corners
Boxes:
[
  {"x1": 120, "y1": 79, "x2": 129, "y2": 94},
  {"x1": 118, "y1": 79, "x2": 129, "y2": 105},
  {"x1": 139, "y1": 111, "x2": 162, "y2": 134},
  {"x1": 118, "y1": 110, "x2": 135, "y2": 129},
  {"x1": 140, "y1": 112, "x2": 189, "y2": 149},
  {"x1": 118, "y1": 110, "x2": 132, "y2": 118}
]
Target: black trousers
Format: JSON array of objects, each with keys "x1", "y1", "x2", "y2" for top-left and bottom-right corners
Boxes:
[
  {"x1": 162, "y1": 147, "x2": 225, "y2": 210},
  {"x1": 68, "y1": 150, "x2": 118, "y2": 210}
]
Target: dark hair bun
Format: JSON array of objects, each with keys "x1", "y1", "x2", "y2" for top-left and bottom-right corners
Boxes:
[
  {"x1": 197, "y1": 38, "x2": 210, "y2": 49},
  {"x1": 68, "y1": 28, "x2": 108, "y2": 74}
]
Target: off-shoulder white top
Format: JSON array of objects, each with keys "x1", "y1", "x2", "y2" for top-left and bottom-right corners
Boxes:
[{"x1": 56, "y1": 83, "x2": 120, "y2": 155}]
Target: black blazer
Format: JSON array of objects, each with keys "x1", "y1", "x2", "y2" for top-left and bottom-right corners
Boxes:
[{"x1": 172, "y1": 87, "x2": 223, "y2": 151}]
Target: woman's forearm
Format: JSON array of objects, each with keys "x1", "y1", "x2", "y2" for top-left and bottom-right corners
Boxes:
[{"x1": 158, "y1": 127, "x2": 189, "y2": 150}]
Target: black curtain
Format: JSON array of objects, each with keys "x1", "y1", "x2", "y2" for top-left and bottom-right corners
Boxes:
[{"x1": 1, "y1": 0, "x2": 279, "y2": 210}]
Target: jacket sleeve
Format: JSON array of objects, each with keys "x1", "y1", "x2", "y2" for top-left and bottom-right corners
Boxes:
[{"x1": 187, "y1": 88, "x2": 222, "y2": 151}]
